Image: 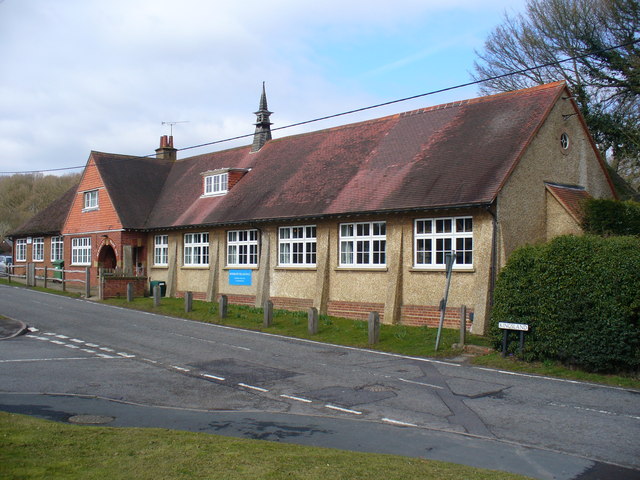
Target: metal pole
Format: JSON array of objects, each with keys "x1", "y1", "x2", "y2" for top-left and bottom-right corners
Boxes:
[{"x1": 435, "y1": 252, "x2": 455, "y2": 351}]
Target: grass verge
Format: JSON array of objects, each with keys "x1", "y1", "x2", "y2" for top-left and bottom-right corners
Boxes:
[{"x1": 0, "y1": 412, "x2": 531, "y2": 480}]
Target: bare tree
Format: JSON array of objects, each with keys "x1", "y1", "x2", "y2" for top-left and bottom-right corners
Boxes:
[{"x1": 473, "y1": 0, "x2": 640, "y2": 190}]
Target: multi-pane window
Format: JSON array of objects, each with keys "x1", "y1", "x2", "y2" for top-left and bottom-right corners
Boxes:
[
  {"x1": 71, "y1": 237, "x2": 91, "y2": 265},
  {"x1": 84, "y1": 190, "x2": 98, "y2": 210},
  {"x1": 184, "y1": 233, "x2": 209, "y2": 266},
  {"x1": 154, "y1": 235, "x2": 169, "y2": 266},
  {"x1": 51, "y1": 236, "x2": 63, "y2": 261},
  {"x1": 227, "y1": 229, "x2": 258, "y2": 266},
  {"x1": 32, "y1": 237, "x2": 44, "y2": 262},
  {"x1": 414, "y1": 217, "x2": 473, "y2": 268},
  {"x1": 204, "y1": 173, "x2": 228, "y2": 196},
  {"x1": 339, "y1": 221, "x2": 386, "y2": 267},
  {"x1": 15, "y1": 239, "x2": 27, "y2": 262},
  {"x1": 279, "y1": 226, "x2": 316, "y2": 266}
]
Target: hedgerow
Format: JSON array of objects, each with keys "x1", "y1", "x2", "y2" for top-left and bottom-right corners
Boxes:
[
  {"x1": 491, "y1": 235, "x2": 640, "y2": 373},
  {"x1": 582, "y1": 198, "x2": 640, "y2": 236}
]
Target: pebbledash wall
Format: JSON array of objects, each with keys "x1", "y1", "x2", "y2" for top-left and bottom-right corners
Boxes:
[{"x1": 147, "y1": 210, "x2": 495, "y2": 334}]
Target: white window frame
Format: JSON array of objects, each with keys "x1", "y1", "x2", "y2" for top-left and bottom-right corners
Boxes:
[
  {"x1": 32, "y1": 237, "x2": 44, "y2": 262},
  {"x1": 227, "y1": 229, "x2": 259, "y2": 267},
  {"x1": 414, "y1": 216, "x2": 473, "y2": 269},
  {"x1": 154, "y1": 235, "x2": 169, "y2": 266},
  {"x1": 339, "y1": 221, "x2": 386, "y2": 267},
  {"x1": 278, "y1": 226, "x2": 317, "y2": 267},
  {"x1": 83, "y1": 190, "x2": 98, "y2": 210},
  {"x1": 71, "y1": 237, "x2": 92, "y2": 266},
  {"x1": 203, "y1": 172, "x2": 228, "y2": 196},
  {"x1": 15, "y1": 239, "x2": 27, "y2": 262},
  {"x1": 51, "y1": 236, "x2": 64, "y2": 262},
  {"x1": 183, "y1": 232, "x2": 209, "y2": 266}
]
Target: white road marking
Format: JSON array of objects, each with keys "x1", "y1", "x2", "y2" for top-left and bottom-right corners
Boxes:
[
  {"x1": 43, "y1": 332, "x2": 56, "y2": 336},
  {"x1": 170, "y1": 365, "x2": 190, "y2": 372},
  {"x1": 96, "y1": 354, "x2": 116, "y2": 359},
  {"x1": 27, "y1": 327, "x2": 39, "y2": 332},
  {"x1": 70, "y1": 339, "x2": 85, "y2": 344},
  {"x1": 202, "y1": 373, "x2": 226, "y2": 381},
  {"x1": 81, "y1": 349, "x2": 96, "y2": 353},
  {"x1": 0, "y1": 357, "x2": 116, "y2": 363},
  {"x1": 398, "y1": 377, "x2": 444, "y2": 390},
  {"x1": 280, "y1": 394, "x2": 312, "y2": 403},
  {"x1": 85, "y1": 343, "x2": 99, "y2": 348},
  {"x1": 231, "y1": 345, "x2": 251, "y2": 351},
  {"x1": 550, "y1": 402, "x2": 640, "y2": 421},
  {"x1": 382, "y1": 418, "x2": 418, "y2": 427},
  {"x1": 55, "y1": 334, "x2": 69, "y2": 339},
  {"x1": 238, "y1": 383, "x2": 268, "y2": 393},
  {"x1": 99, "y1": 347, "x2": 115, "y2": 352},
  {"x1": 49, "y1": 340, "x2": 65, "y2": 345},
  {"x1": 325, "y1": 405, "x2": 362, "y2": 415},
  {"x1": 117, "y1": 353, "x2": 135, "y2": 358},
  {"x1": 64, "y1": 344, "x2": 80, "y2": 349}
]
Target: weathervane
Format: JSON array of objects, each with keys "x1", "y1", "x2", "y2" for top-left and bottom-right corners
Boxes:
[{"x1": 161, "y1": 121, "x2": 189, "y2": 136}]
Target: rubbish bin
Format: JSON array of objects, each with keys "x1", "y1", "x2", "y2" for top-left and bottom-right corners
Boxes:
[
  {"x1": 150, "y1": 280, "x2": 166, "y2": 297},
  {"x1": 53, "y1": 259, "x2": 64, "y2": 280}
]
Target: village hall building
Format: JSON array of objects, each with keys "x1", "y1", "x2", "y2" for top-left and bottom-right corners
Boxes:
[{"x1": 9, "y1": 81, "x2": 616, "y2": 334}]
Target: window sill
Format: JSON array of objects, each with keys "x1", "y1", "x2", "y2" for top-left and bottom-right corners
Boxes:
[
  {"x1": 335, "y1": 266, "x2": 388, "y2": 272},
  {"x1": 82, "y1": 207, "x2": 99, "y2": 213},
  {"x1": 410, "y1": 267, "x2": 475, "y2": 273},
  {"x1": 181, "y1": 265, "x2": 210, "y2": 270},
  {"x1": 200, "y1": 192, "x2": 227, "y2": 198},
  {"x1": 151, "y1": 265, "x2": 169, "y2": 269},
  {"x1": 274, "y1": 266, "x2": 317, "y2": 271},
  {"x1": 223, "y1": 266, "x2": 258, "y2": 270}
]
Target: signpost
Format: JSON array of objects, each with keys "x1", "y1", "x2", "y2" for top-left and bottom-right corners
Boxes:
[
  {"x1": 499, "y1": 322, "x2": 530, "y2": 357},
  {"x1": 434, "y1": 252, "x2": 456, "y2": 351}
]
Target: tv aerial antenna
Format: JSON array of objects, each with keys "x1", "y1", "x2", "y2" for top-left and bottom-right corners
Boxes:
[{"x1": 161, "y1": 121, "x2": 189, "y2": 136}]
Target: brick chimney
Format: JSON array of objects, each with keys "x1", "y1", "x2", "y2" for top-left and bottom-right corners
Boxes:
[{"x1": 156, "y1": 135, "x2": 177, "y2": 161}]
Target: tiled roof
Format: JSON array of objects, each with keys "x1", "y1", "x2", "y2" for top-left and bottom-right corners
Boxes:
[
  {"x1": 545, "y1": 182, "x2": 591, "y2": 223},
  {"x1": 9, "y1": 184, "x2": 78, "y2": 237},
  {"x1": 89, "y1": 81, "x2": 572, "y2": 231}
]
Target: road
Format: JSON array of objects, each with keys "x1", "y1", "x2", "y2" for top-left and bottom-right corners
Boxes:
[{"x1": 1, "y1": 284, "x2": 639, "y2": 480}]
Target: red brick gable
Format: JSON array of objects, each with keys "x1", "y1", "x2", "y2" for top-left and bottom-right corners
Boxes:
[{"x1": 63, "y1": 155, "x2": 123, "y2": 234}]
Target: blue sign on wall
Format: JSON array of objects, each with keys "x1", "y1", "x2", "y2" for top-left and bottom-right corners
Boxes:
[{"x1": 229, "y1": 269, "x2": 252, "y2": 286}]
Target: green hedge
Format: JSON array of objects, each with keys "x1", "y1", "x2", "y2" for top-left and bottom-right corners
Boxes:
[
  {"x1": 491, "y1": 235, "x2": 640, "y2": 373},
  {"x1": 582, "y1": 198, "x2": 640, "y2": 236}
]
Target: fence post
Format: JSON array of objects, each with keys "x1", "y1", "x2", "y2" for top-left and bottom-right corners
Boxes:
[
  {"x1": 368, "y1": 311, "x2": 380, "y2": 345},
  {"x1": 308, "y1": 307, "x2": 319, "y2": 335},
  {"x1": 185, "y1": 291, "x2": 193, "y2": 313},
  {"x1": 43, "y1": 266, "x2": 48, "y2": 289},
  {"x1": 27, "y1": 263, "x2": 34, "y2": 286},
  {"x1": 263, "y1": 300, "x2": 273, "y2": 327},
  {"x1": 459, "y1": 305, "x2": 467, "y2": 346},
  {"x1": 153, "y1": 285, "x2": 161, "y2": 307},
  {"x1": 85, "y1": 267, "x2": 91, "y2": 298},
  {"x1": 61, "y1": 267, "x2": 66, "y2": 292},
  {"x1": 219, "y1": 295, "x2": 228, "y2": 318},
  {"x1": 127, "y1": 282, "x2": 134, "y2": 302}
]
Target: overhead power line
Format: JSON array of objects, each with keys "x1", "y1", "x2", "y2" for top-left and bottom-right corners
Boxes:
[{"x1": 2, "y1": 38, "x2": 638, "y2": 175}]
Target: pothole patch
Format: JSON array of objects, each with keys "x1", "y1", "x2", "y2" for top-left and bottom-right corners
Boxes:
[{"x1": 68, "y1": 415, "x2": 115, "y2": 425}]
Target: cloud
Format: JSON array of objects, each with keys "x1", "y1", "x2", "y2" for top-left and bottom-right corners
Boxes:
[{"x1": 0, "y1": 0, "x2": 525, "y2": 174}]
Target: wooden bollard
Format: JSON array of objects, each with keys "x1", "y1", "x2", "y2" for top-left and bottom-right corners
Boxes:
[
  {"x1": 219, "y1": 295, "x2": 228, "y2": 318},
  {"x1": 368, "y1": 311, "x2": 380, "y2": 345},
  {"x1": 263, "y1": 300, "x2": 273, "y2": 327},
  {"x1": 127, "y1": 282, "x2": 134, "y2": 302},
  {"x1": 153, "y1": 285, "x2": 161, "y2": 307},
  {"x1": 308, "y1": 307, "x2": 318, "y2": 335},
  {"x1": 185, "y1": 291, "x2": 193, "y2": 312}
]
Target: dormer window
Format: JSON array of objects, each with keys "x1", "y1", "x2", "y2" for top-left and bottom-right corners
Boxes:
[
  {"x1": 83, "y1": 190, "x2": 98, "y2": 211},
  {"x1": 202, "y1": 171, "x2": 228, "y2": 197}
]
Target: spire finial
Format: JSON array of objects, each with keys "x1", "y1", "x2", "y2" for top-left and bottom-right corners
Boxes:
[{"x1": 252, "y1": 82, "x2": 273, "y2": 153}]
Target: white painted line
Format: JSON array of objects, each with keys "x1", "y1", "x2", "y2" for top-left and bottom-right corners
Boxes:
[
  {"x1": 170, "y1": 365, "x2": 190, "y2": 372},
  {"x1": 231, "y1": 345, "x2": 251, "y2": 351},
  {"x1": 117, "y1": 353, "x2": 135, "y2": 358},
  {"x1": 70, "y1": 338, "x2": 85, "y2": 344},
  {"x1": 143, "y1": 358, "x2": 158, "y2": 364},
  {"x1": 280, "y1": 394, "x2": 312, "y2": 403},
  {"x1": 0, "y1": 357, "x2": 107, "y2": 363},
  {"x1": 27, "y1": 327, "x2": 39, "y2": 332},
  {"x1": 99, "y1": 347, "x2": 115, "y2": 352},
  {"x1": 31, "y1": 336, "x2": 49, "y2": 341},
  {"x1": 325, "y1": 405, "x2": 362, "y2": 415},
  {"x1": 96, "y1": 354, "x2": 116, "y2": 359},
  {"x1": 55, "y1": 334, "x2": 69, "y2": 339},
  {"x1": 64, "y1": 344, "x2": 80, "y2": 349},
  {"x1": 382, "y1": 418, "x2": 418, "y2": 427},
  {"x1": 85, "y1": 343, "x2": 99, "y2": 348},
  {"x1": 202, "y1": 373, "x2": 226, "y2": 381},
  {"x1": 49, "y1": 340, "x2": 65, "y2": 345},
  {"x1": 238, "y1": 383, "x2": 268, "y2": 393},
  {"x1": 550, "y1": 402, "x2": 640, "y2": 421},
  {"x1": 398, "y1": 377, "x2": 444, "y2": 390},
  {"x1": 43, "y1": 332, "x2": 56, "y2": 336},
  {"x1": 81, "y1": 349, "x2": 96, "y2": 353}
]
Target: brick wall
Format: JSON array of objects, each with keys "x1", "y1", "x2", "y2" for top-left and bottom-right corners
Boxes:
[
  {"x1": 271, "y1": 296, "x2": 313, "y2": 311},
  {"x1": 328, "y1": 300, "x2": 386, "y2": 321},
  {"x1": 101, "y1": 276, "x2": 147, "y2": 299},
  {"x1": 217, "y1": 294, "x2": 256, "y2": 306},
  {"x1": 401, "y1": 304, "x2": 473, "y2": 330}
]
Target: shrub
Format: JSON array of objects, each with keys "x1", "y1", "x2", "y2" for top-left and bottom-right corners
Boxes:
[
  {"x1": 582, "y1": 198, "x2": 640, "y2": 236},
  {"x1": 491, "y1": 235, "x2": 640, "y2": 373}
]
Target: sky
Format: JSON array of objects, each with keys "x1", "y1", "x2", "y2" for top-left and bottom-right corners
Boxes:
[{"x1": 0, "y1": 0, "x2": 528, "y2": 175}]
